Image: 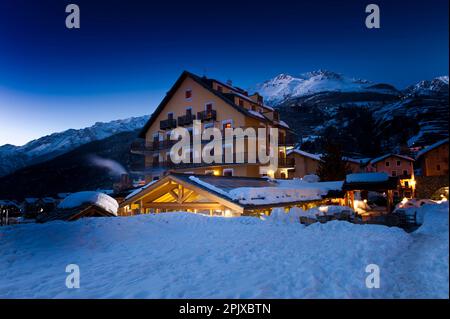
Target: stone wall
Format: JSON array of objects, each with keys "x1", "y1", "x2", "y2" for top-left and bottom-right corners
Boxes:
[{"x1": 415, "y1": 175, "x2": 449, "y2": 199}]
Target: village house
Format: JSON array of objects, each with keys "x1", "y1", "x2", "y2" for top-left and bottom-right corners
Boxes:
[
  {"x1": 366, "y1": 154, "x2": 416, "y2": 199},
  {"x1": 415, "y1": 138, "x2": 449, "y2": 199},
  {"x1": 286, "y1": 149, "x2": 367, "y2": 179},
  {"x1": 416, "y1": 138, "x2": 449, "y2": 177},
  {"x1": 131, "y1": 71, "x2": 296, "y2": 181}
]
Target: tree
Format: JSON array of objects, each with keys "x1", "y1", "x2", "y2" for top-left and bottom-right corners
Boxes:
[{"x1": 317, "y1": 141, "x2": 349, "y2": 181}]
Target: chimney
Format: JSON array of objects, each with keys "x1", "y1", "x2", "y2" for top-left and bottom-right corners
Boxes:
[
  {"x1": 226, "y1": 79, "x2": 233, "y2": 87},
  {"x1": 119, "y1": 174, "x2": 131, "y2": 190}
]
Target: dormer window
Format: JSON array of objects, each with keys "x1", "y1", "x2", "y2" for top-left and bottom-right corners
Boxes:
[
  {"x1": 251, "y1": 105, "x2": 256, "y2": 111},
  {"x1": 238, "y1": 99, "x2": 244, "y2": 107},
  {"x1": 217, "y1": 85, "x2": 223, "y2": 93},
  {"x1": 185, "y1": 89, "x2": 192, "y2": 99}
]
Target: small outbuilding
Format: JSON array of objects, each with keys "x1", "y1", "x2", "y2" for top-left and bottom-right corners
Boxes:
[{"x1": 37, "y1": 191, "x2": 118, "y2": 223}]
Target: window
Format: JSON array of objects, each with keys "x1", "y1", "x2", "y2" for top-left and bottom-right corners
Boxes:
[
  {"x1": 167, "y1": 112, "x2": 174, "y2": 120},
  {"x1": 205, "y1": 103, "x2": 213, "y2": 111},
  {"x1": 223, "y1": 123, "x2": 232, "y2": 130},
  {"x1": 437, "y1": 164, "x2": 441, "y2": 171},
  {"x1": 217, "y1": 85, "x2": 223, "y2": 93},
  {"x1": 186, "y1": 107, "x2": 192, "y2": 116},
  {"x1": 238, "y1": 99, "x2": 244, "y2": 107},
  {"x1": 223, "y1": 169, "x2": 233, "y2": 177},
  {"x1": 251, "y1": 105, "x2": 256, "y2": 111},
  {"x1": 397, "y1": 160, "x2": 401, "y2": 166},
  {"x1": 392, "y1": 170, "x2": 397, "y2": 177},
  {"x1": 403, "y1": 170, "x2": 408, "y2": 176},
  {"x1": 385, "y1": 161, "x2": 390, "y2": 167},
  {"x1": 185, "y1": 89, "x2": 192, "y2": 99}
]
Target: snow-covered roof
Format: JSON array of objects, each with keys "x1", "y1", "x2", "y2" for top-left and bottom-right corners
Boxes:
[
  {"x1": 24, "y1": 198, "x2": 38, "y2": 204},
  {"x1": 369, "y1": 154, "x2": 414, "y2": 165},
  {"x1": 287, "y1": 149, "x2": 322, "y2": 161},
  {"x1": 58, "y1": 191, "x2": 118, "y2": 215},
  {"x1": 416, "y1": 138, "x2": 449, "y2": 159},
  {"x1": 278, "y1": 120, "x2": 290, "y2": 128},
  {"x1": 345, "y1": 172, "x2": 389, "y2": 183},
  {"x1": 125, "y1": 180, "x2": 159, "y2": 200},
  {"x1": 248, "y1": 110, "x2": 266, "y2": 120},
  {"x1": 187, "y1": 174, "x2": 343, "y2": 206},
  {"x1": 0, "y1": 200, "x2": 20, "y2": 208}
]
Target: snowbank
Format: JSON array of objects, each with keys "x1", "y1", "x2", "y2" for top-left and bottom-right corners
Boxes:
[
  {"x1": 58, "y1": 191, "x2": 118, "y2": 215},
  {"x1": 1, "y1": 203, "x2": 447, "y2": 298}
]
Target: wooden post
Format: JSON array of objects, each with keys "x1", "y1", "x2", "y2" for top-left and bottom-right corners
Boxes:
[{"x1": 387, "y1": 190, "x2": 393, "y2": 213}]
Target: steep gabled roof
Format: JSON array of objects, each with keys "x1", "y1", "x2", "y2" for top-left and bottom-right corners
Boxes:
[
  {"x1": 369, "y1": 154, "x2": 414, "y2": 165},
  {"x1": 287, "y1": 149, "x2": 322, "y2": 161},
  {"x1": 416, "y1": 138, "x2": 449, "y2": 159},
  {"x1": 138, "y1": 71, "x2": 274, "y2": 138}
]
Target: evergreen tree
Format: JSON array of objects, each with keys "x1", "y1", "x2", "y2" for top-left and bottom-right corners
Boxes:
[{"x1": 317, "y1": 141, "x2": 349, "y2": 181}]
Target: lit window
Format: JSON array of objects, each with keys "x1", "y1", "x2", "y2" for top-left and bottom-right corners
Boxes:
[
  {"x1": 223, "y1": 123, "x2": 232, "y2": 129},
  {"x1": 185, "y1": 89, "x2": 192, "y2": 99}
]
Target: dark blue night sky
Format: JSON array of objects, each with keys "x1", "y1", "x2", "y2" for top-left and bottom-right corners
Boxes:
[{"x1": 0, "y1": 0, "x2": 448, "y2": 145}]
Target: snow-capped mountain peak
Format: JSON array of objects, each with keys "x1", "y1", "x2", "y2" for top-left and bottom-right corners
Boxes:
[
  {"x1": 252, "y1": 70, "x2": 378, "y2": 106},
  {"x1": 404, "y1": 76, "x2": 449, "y2": 97}
]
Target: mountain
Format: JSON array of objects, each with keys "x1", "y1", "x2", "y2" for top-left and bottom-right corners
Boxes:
[
  {"x1": 254, "y1": 72, "x2": 448, "y2": 156},
  {"x1": 0, "y1": 130, "x2": 142, "y2": 200},
  {"x1": 252, "y1": 70, "x2": 400, "y2": 106},
  {"x1": 0, "y1": 115, "x2": 149, "y2": 177}
]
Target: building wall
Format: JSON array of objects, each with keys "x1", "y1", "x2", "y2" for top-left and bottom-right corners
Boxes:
[
  {"x1": 415, "y1": 175, "x2": 449, "y2": 199},
  {"x1": 421, "y1": 143, "x2": 449, "y2": 176},
  {"x1": 142, "y1": 76, "x2": 289, "y2": 179},
  {"x1": 288, "y1": 153, "x2": 320, "y2": 179},
  {"x1": 368, "y1": 156, "x2": 413, "y2": 177}
]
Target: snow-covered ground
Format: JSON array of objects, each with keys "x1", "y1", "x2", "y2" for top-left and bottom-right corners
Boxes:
[{"x1": 0, "y1": 202, "x2": 448, "y2": 298}]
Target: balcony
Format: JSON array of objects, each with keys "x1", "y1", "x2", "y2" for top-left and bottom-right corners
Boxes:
[
  {"x1": 130, "y1": 139, "x2": 177, "y2": 154},
  {"x1": 177, "y1": 114, "x2": 196, "y2": 126},
  {"x1": 197, "y1": 109, "x2": 217, "y2": 122},
  {"x1": 145, "y1": 153, "x2": 296, "y2": 170},
  {"x1": 160, "y1": 118, "x2": 177, "y2": 130}
]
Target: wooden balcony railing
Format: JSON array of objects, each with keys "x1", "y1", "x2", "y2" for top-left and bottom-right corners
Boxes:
[
  {"x1": 160, "y1": 118, "x2": 177, "y2": 130},
  {"x1": 197, "y1": 109, "x2": 217, "y2": 122},
  {"x1": 177, "y1": 114, "x2": 196, "y2": 126},
  {"x1": 145, "y1": 154, "x2": 295, "y2": 170}
]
